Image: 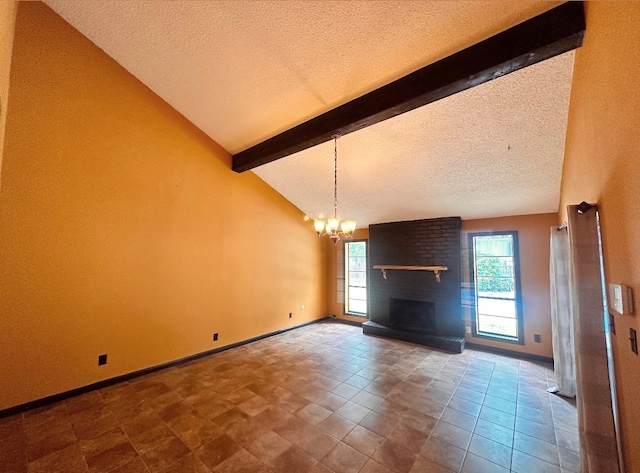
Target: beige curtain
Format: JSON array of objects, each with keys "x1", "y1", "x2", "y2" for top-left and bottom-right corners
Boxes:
[
  {"x1": 567, "y1": 203, "x2": 621, "y2": 473},
  {"x1": 549, "y1": 226, "x2": 576, "y2": 397}
]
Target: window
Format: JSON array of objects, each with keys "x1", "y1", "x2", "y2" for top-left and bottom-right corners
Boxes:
[
  {"x1": 470, "y1": 232, "x2": 523, "y2": 343},
  {"x1": 344, "y1": 240, "x2": 367, "y2": 315}
]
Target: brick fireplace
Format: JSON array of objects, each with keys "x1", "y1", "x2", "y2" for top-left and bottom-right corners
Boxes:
[{"x1": 362, "y1": 217, "x2": 465, "y2": 353}]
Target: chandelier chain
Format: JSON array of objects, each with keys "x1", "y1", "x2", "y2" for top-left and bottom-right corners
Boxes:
[{"x1": 333, "y1": 134, "x2": 338, "y2": 219}]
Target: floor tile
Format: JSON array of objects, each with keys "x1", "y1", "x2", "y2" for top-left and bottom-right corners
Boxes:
[
  {"x1": 343, "y1": 425, "x2": 385, "y2": 457},
  {"x1": 431, "y1": 420, "x2": 472, "y2": 450},
  {"x1": 372, "y1": 439, "x2": 417, "y2": 473},
  {"x1": 419, "y1": 436, "x2": 465, "y2": 472},
  {"x1": 468, "y1": 433, "x2": 512, "y2": 468},
  {"x1": 194, "y1": 434, "x2": 242, "y2": 471},
  {"x1": 461, "y1": 452, "x2": 510, "y2": 473},
  {"x1": 3, "y1": 323, "x2": 581, "y2": 473},
  {"x1": 321, "y1": 442, "x2": 369, "y2": 473}
]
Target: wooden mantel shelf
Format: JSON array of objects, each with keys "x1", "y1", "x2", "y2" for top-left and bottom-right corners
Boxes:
[{"x1": 373, "y1": 265, "x2": 448, "y2": 283}]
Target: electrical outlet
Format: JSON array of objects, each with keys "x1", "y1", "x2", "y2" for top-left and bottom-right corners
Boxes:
[
  {"x1": 289, "y1": 312, "x2": 292, "y2": 318},
  {"x1": 534, "y1": 334, "x2": 541, "y2": 343},
  {"x1": 213, "y1": 333, "x2": 219, "y2": 341},
  {"x1": 98, "y1": 354, "x2": 107, "y2": 366}
]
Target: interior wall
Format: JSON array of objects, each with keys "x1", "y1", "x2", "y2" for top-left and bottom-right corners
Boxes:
[
  {"x1": 462, "y1": 213, "x2": 557, "y2": 358},
  {"x1": 0, "y1": 2, "x2": 327, "y2": 411},
  {"x1": 0, "y1": 0, "x2": 17, "y2": 186},
  {"x1": 558, "y1": 2, "x2": 640, "y2": 471}
]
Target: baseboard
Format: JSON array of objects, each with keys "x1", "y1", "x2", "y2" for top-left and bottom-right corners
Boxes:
[
  {"x1": 0, "y1": 316, "x2": 330, "y2": 419},
  {"x1": 465, "y1": 342, "x2": 554, "y2": 364}
]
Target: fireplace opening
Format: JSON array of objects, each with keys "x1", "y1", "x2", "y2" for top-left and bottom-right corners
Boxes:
[{"x1": 390, "y1": 298, "x2": 436, "y2": 334}]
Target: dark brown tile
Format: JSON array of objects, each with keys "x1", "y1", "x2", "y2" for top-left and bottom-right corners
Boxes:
[
  {"x1": 330, "y1": 383, "x2": 360, "y2": 400},
  {"x1": 321, "y1": 442, "x2": 368, "y2": 473},
  {"x1": 65, "y1": 392, "x2": 105, "y2": 416},
  {"x1": 343, "y1": 425, "x2": 384, "y2": 457},
  {"x1": 156, "y1": 400, "x2": 193, "y2": 423},
  {"x1": 386, "y1": 422, "x2": 428, "y2": 454},
  {"x1": 359, "y1": 411, "x2": 396, "y2": 438},
  {"x1": 335, "y1": 401, "x2": 371, "y2": 424},
  {"x1": 270, "y1": 445, "x2": 317, "y2": 473},
  {"x1": 237, "y1": 395, "x2": 272, "y2": 417},
  {"x1": 121, "y1": 414, "x2": 178, "y2": 454},
  {"x1": 26, "y1": 444, "x2": 87, "y2": 473},
  {"x1": 141, "y1": 437, "x2": 190, "y2": 472},
  {"x1": 108, "y1": 457, "x2": 150, "y2": 473},
  {"x1": 275, "y1": 392, "x2": 310, "y2": 414},
  {"x1": 409, "y1": 455, "x2": 455, "y2": 473},
  {"x1": 23, "y1": 403, "x2": 68, "y2": 432},
  {"x1": 245, "y1": 430, "x2": 291, "y2": 467},
  {"x1": 169, "y1": 410, "x2": 223, "y2": 450},
  {"x1": 158, "y1": 453, "x2": 209, "y2": 473},
  {"x1": 85, "y1": 441, "x2": 139, "y2": 473},
  {"x1": 72, "y1": 407, "x2": 119, "y2": 442},
  {"x1": 351, "y1": 390, "x2": 383, "y2": 410},
  {"x1": 296, "y1": 403, "x2": 332, "y2": 426},
  {"x1": 360, "y1": 458, "x2": 395, "y2": 473},
  {"x1": 212, "y1": 447, "x2": 265, "y2": 472},
  {"x1": 372, "y1": 439, "x2": 417, "y2": 473},
  {"x1": 26, "y1": 423, "x2": 77, "y2": 462},
  {"x1": 293, "y1": 425, "x2": 339, "y2": 460},
  {"x1": 78, "y1": 426, "x2": 129, "y2": 459},
  {"x1": 194, "y1": 434, "x2": 242, "y2": 471},
  {"x1": 225, "y1": 418, "x2": 271, "y2": 449},
  {"x1": 317, "y1": 414, "x2": 356, "y2": 440},
  {"x1": 420, "y1": 436, "x2": 465, "y2": 472},
  {"x1": 147, "y1": 391, "x2": 184, "y2": 411},
  {"x1": 211, "y1": 407, "x2": 252, "y2": 431}
]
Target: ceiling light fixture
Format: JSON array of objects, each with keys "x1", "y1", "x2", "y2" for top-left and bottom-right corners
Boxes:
[{"x1": 314, "y1": 133, "x2": 356, "y2": 245}]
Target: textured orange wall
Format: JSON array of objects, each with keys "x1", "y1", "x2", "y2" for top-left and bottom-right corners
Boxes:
[
  {"x1": 462, "y1": 214, "x2": 557, "y2": 358},
  {"x1": 0, "y1": 1, "x2": 17, "y2": 185},
  {"x1": 0, "y1": 2, "x2": 327, "y2": 411},
  {"x1": 559, "y1": 3, "x2": 640, "y2": 471}
]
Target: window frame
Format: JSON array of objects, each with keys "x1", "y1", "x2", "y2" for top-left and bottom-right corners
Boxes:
[
  {"x1": 344, "y1": 239, "x2": 368, "y2": 317},
  {"x1": 469, "y1": 231, "x2": 524, "y2": 344}
]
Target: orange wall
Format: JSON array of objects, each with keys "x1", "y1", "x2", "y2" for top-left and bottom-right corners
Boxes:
[
  {"x1": 0, "y1": 2, "x2": 327, "y2": 411},
  {"x1": 0, "y1": 0, "x2": 17, "y2": 185},
  {"x1": 462, "y1": 214, "x2": 557, "y2": 358},
  {"x1": 559, "y1": 2, "x2": 640, "y2": 471}
]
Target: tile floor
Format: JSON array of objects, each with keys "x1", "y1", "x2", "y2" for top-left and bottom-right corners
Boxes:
[{"x1": 0, "y1": 321, "x2": 580, "y2": 473}]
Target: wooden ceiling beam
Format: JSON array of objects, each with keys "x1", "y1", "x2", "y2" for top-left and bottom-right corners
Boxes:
[{"x1": 232, "y1": 1, "x2": 585, "y2": 173}]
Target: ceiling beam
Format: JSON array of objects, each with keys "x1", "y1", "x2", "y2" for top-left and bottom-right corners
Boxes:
[{"x1": 232, "y1": 1, "x2": 585, "y2": 173}]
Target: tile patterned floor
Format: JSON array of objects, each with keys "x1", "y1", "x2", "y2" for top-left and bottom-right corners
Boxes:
[{"x1": 0, "y1": 322, "x2": 580, "y2": 473}]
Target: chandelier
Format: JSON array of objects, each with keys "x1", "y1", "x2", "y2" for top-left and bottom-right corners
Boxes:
[{"x1": 314, "y1": 133, "x2": 356, "y2": 245}]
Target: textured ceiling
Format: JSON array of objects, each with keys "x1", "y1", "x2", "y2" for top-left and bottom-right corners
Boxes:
[{"x1": 45, "y1": 0, "x2": 575, "y2": 227}]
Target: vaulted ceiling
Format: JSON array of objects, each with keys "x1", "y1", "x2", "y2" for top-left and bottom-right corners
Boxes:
[{"x1": 45, "y1": 0, "x2": 576, "y2": 227}]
